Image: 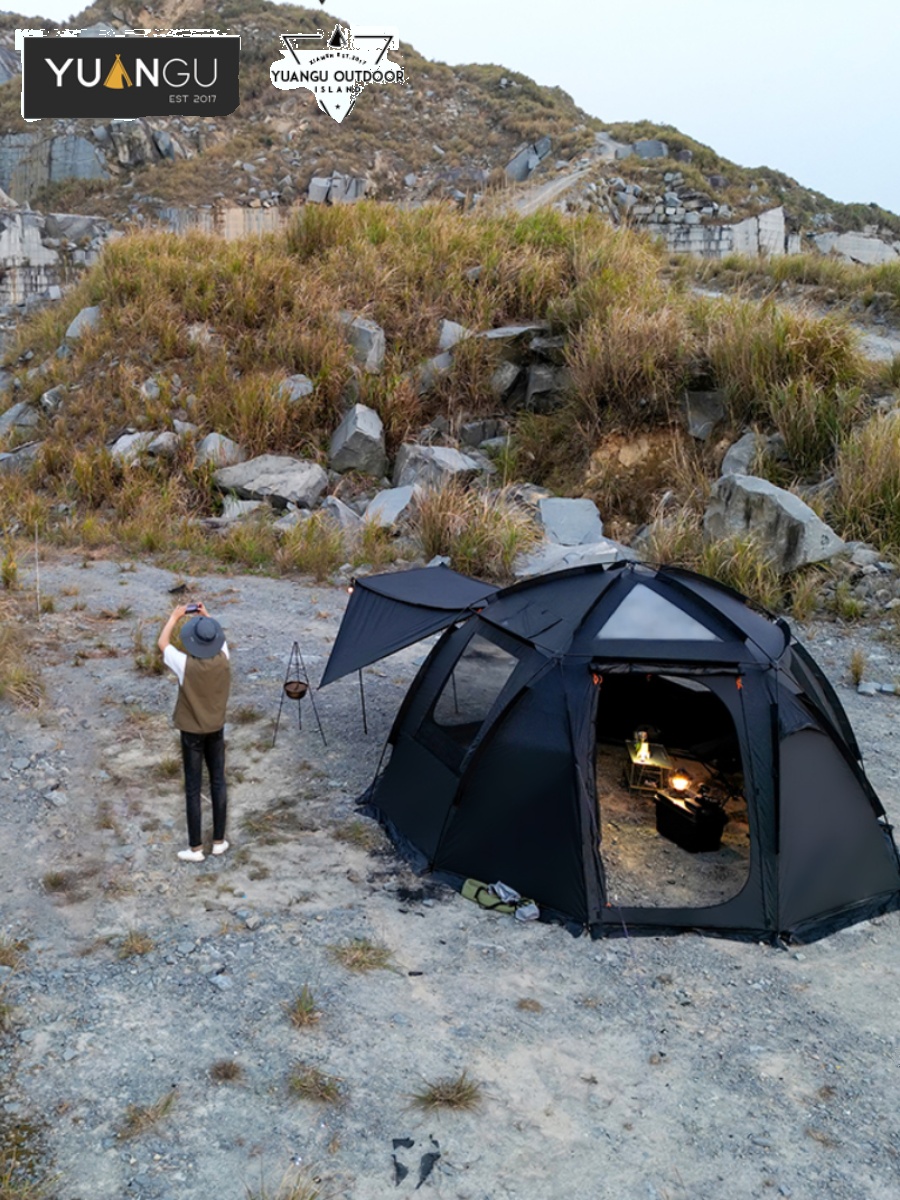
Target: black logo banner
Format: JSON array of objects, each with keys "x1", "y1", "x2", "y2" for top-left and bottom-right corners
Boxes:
[{"x1": 21, "y1": 35, "x2": 241, "y2": 119}]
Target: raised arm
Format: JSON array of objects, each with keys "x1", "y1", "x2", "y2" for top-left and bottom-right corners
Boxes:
[{"x1": 158, "y1": 605, "x2": 188, "y2": 653}]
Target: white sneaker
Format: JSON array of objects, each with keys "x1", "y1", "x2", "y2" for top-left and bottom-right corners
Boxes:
[
  {"x1": 211, "y1": 840, "x2": 230, "y2": 856},
  {"x1": 177, "y1": 848, "x2": 205, "y2": 862}
]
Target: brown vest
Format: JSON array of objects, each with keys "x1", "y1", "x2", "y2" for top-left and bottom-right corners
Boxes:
[{"x1": 173, "y1": 652, "x2": 231, "y2": 734}]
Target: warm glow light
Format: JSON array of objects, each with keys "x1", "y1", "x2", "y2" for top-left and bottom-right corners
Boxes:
[
  {"x1": 670, "y1": 772, "x2": 691, "y2": 793},
  {"x1": 634, "y1": 731, "x2": 650, "y2": 762}
]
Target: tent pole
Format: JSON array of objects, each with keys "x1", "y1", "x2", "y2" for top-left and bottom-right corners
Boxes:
[{"x1": 358, "y1": 669, "x2": 368, "y2": 735}]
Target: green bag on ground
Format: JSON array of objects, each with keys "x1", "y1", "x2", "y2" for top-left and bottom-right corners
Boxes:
[{"x1": 461, "y1": 877, "x2": 517, "y2": 915}]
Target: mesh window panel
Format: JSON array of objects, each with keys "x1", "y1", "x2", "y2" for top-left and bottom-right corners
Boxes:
[{"x1": 433, "y1": 635, "x2": 519, "y2": 732}]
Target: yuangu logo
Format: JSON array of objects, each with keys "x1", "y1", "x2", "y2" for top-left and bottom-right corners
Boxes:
[{"x1": 17, "y1": 30, "x2": 241, "y2": 120}]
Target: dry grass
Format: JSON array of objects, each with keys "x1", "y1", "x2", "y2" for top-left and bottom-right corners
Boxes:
[
  {"x1": 287, "y1": 1062, "x2": 343, "y2": 1106},
  {"x1": 567, "y1": 302, "x2": 692, "y2": 430},
  {"x1": 285, "y1": 985, "x2": 321, "y2": 1029},
  {"x1": 516, "y1": 998, "x2": 543, "y2": 1013},
  {"x1": 638, "y1": 509, "x2": 785, "y2": 612},
  {"x1": 331, "y1": 818, "x2": 386, "y2": 852},
  {"x1": 117, "y1": 930, "x2": 155, "y2": 959},
  {"x1": 849, "y1": 648, "x2": 867, "y2": 687},
  {"x1": 0, "y1": 203, "x2": 881, "y2": 576},
  {"x1": 244, "y1": 1166, "x2": 321, "y2": 1200},
  {"x1": 0, "y1": 595, "x2": 42, "y2": 707},
  {"x1": 117, "y1": 1089, "x2": 177, "y2": 1139},
  {"x1": 327, "y1": 938, "x2": 393, "y2": 974},
  {"x1": 834, "y1": 413, "x2": 900, "y2": 552},
  {"x1": 410, "y1": 1070, "x2": 483, "y2": 1111},
  {"x1": 414, "y1": 483, "x2": 539, "y2": 583},
  {"x1": 698, "y1": 296, "x2": 868, "y2": 427},
  {"x1": 153, "y1": 755, "x2": 181, "y2": 781},
  {"x1": 231, "y1": 705, "x2": 263, "y2": 725},
  {"x1": 210, "y1": 1060, "x2": 244, "y2": 1084},
  {"x1": 274, "y1": 512, "x2": 346, "y2": 581},
  {"x1": 241, "y1": 797, "x2": 317, "y2": 843},
  {"x1": 41, "y1": 872, "x2": 70, "y2": 895},
  {"x1": 0, "y1": 937, "x2": 24, "y2": 970}
]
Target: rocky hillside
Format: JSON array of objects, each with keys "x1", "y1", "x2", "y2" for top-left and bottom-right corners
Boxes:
[{"x1": 0, "y1": 0, "x2": 897, "y2": 262}]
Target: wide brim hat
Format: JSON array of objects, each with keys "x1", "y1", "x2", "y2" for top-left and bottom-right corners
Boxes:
[{"x1": 181, "y1": 615, "x2": 226, "y2": 659}]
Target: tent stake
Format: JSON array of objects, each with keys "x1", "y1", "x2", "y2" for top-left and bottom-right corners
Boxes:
[{"x1": 358, "y1": 669, "x2": 368, "y2": 735}]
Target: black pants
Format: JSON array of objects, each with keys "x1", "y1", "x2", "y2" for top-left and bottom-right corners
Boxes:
[{"x1": 180, "y1": 728, "x2": 227, "y2": 848}]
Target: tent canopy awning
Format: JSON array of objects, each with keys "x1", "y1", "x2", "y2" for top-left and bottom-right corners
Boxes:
[{"x1": 319, "y1": 565, "x2": 496, "y2": 687}]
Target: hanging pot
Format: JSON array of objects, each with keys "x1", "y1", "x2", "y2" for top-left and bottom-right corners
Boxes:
[{"x1": 284, "y1": 680, "x2": 308, "y2": 701}]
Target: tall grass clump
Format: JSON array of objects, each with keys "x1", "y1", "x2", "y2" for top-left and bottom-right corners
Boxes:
[
  {"x1": 414, "y1": 484, "x2": 538, "y2": 582},
  {"x1": 639, "y1": 512, "x2": 784, "y2": 611},
  {"x1": 698, "y1": 536, "x2": 784, "y2": 613},
  {"x1": 0, "y1": 596, "x2": 42, "y2": 706},
  {"x1": 765, "y1": 380, "x2": 864, "y2": 474},
  {"x1": 699, "y1": 297, "x2": 868, "y2": 426},
  {"x1": 566, "y1": 303, "x2": 693, "y2": 430},
  {"x1": 274, "y1": 512, "x2": 346, "y2": 581},
  {"x1": 833, "y1": 413, "x2": 900, "y2": 552}
]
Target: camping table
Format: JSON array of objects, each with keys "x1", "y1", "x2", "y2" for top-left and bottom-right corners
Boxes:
[{"x1": 626, "y1": 742, "x2": 672, "y2": 793}]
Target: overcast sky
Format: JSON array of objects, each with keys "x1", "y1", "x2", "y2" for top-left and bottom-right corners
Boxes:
[{"x1": 9, "y1": 0, "x2": 900, "y2": 214}]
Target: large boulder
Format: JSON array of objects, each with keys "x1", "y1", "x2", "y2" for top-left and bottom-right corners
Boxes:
[
  {"x1": 338, "y1": 312, "x2": 385, "y2": 373},
  {"x1": 0, "y1": 401, "x2": 39, "y2": 438},
  {"x1": 214, "y1": 455, "x2": 328, "y2": 509},
  {"x1": 196, "y1": 432, "x2": 246, "y2": 469},
  {"x1": 364, "y1": 485, "x2": 418, "y2": 528},
  {"x1": 703, "y1": 474, "x2": 845, "y2": 573},
  {"x1": 538, "y1": 498, "x2": 604, "y2": 546},
  {"x1": 393, "y1": 444, "x2": 481, "y2": 489},
  {"x1": 328, "y1": 404, "x2": 386, "y2": 477}
]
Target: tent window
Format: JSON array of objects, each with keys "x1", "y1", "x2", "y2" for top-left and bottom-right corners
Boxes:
[
  {"x1": 596, "y1": 585, "x2": 720, "y2": 642},
  {"x1": 433, "y1": 635, "x2": 518, "y2": 733}
]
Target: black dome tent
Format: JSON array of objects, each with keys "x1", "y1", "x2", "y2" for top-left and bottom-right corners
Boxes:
[{"x1": 321, "y1": 562, "x2": 900, "y2": 941}]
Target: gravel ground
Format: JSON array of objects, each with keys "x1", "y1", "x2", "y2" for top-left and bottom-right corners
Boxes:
[{"x1": 2, "y1": 549, "x2": 900, "y2": 1200}]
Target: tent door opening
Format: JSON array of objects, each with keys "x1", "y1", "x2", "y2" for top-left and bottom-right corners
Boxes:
[{"x1": 593, "y1": 669, "x2": 751, "y2": 910}]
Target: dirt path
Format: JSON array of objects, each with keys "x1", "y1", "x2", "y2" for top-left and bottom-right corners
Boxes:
[{"x1": 2, "y1": 551, "x2": 900, "y2": 1199}]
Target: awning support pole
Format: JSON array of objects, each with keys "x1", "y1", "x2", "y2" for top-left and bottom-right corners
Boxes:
[{"x1": 358, "y1": 669, "x2": 368, "y2": 735}]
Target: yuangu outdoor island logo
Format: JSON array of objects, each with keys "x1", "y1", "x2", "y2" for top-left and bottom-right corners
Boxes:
[
  {"x1": 17, "y1": 28, "x2": 240, "y2": 120},
  {"x1": 270, "y1": 25, "x2": 403, "y2": 123}
]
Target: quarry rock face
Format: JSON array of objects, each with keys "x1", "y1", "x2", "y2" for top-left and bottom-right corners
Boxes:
[
  {"x1": 213, "y1": 455, "x2": 328, "y2": 509},
  {"x1": 704, "y1": 473, "x2": 845, "y2": 573}
]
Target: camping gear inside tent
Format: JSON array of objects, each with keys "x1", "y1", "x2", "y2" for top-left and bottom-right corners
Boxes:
[{"x1": 320, "y1": 561, "x2": 900, "y2": 941}]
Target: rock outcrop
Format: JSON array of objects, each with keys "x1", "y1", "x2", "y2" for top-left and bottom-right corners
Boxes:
[{"x1": 703, "y1": 474, "x2": 845, "y2": 573}]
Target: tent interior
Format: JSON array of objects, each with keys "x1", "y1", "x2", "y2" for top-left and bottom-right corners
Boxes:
[{"x1": 594, "y1": 672, "x2": 750, "y2": 911}]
